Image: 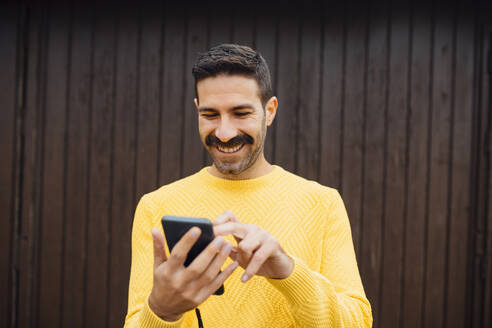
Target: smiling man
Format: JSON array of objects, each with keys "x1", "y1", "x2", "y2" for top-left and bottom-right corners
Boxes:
[{"x1": 124, "y1": 44, "x2": 372, "y2": 328}]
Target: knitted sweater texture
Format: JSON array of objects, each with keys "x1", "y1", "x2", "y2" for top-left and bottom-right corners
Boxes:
[{"x1": 124, "y1": 166, "x2": 372, "y2": 328}]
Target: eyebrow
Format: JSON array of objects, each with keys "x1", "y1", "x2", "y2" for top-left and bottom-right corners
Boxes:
[{"x1": 198, "y1": 103, "x2": 255, "y2": 112}]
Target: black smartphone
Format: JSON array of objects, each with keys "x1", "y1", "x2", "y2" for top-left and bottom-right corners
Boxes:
[{"x1": 161, "y1": 215, "x2": 224, "y2": 295}]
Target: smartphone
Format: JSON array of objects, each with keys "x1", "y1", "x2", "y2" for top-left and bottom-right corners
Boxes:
[{"x1": 161, "y1": 215, "x2": 224, "y2": 295}]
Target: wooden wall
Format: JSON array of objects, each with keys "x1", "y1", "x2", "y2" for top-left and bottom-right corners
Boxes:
[{"x1": 1, "y1": 1, "x2": 491, "y2": 327}]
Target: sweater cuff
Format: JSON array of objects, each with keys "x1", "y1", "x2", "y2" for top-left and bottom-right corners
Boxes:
[
  {"x1": 266, "y1": 256, "x2": 335, "y2": 307},
  {"x1": 138, "y1": 298, "x2": 185, "y2": 328}
]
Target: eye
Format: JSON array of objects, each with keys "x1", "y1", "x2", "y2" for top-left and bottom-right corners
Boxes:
[
  {"x1": 234, "y1": 112, "x2": 250, "y2": 117},
  {"x1": 201, "y1": 113, "x2": 218, "y2": 118}
]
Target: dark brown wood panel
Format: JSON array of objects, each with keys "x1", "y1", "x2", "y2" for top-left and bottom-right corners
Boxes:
[
  {"x1": 37, "y1": 6, "x2": 70, "y2": 327},
  {"x1": 181, "y1": 9, "x2": 208, "y2": 177},
  {"x1": 379, "y1": 4, "x2": 411, "y2": 327},
  {"x1": 472, "y1": 18, "x2": 492, "y2": 328},
  {"x1": 232, "y1": 7, "x2": 255, "y2": 47},
  {"x1": 319, "y1": 2, "x2": 344, "y2": 190},
  {"x1": 485, "y1": 25, "x2": 492, "y2": 328},
  {"x1": 84, "y1": 6, "x2": 116, "y2": 326},
  {"x1": 255, "y1": 12, "x2": 277, "y2": 163},
  {"x1": 62, "y1": 4, "x2": 92, "y2": 327},
  {"x1": 341, "y1": 0, "x2": 368, "y2": 256},
  {"x1": 17, "y1": 7, "x2": 47, "y2": 327},
  {"x1": 445, "y1": 4, "x2": 474, "y2": 328},
  {"x1": 274, "y1": 12, "x2": 300, "y2": 172},
  {"x1": 469, "y1": 19, "x2": 488, "y2": 328},
  {"x1": 158, "y1": 6, "x2": 186, "y2": 186},
  {"x1": 0, "y1": 4, "x2": 18, "y2": 328},
  {"x1": 108, "y1": 5, "x2": 139, "y2": 328},
  {"x1": 208, "y1": 9, "x2": 232, "y2": 47},
  {"x1": 358, "y1": 0, "x2": 389, "y2": 322},
  {"x1": 254, "y1": 13, "x2": 277, "y2": 163},
  {"x1": 135, "y1": 3, "x2": 163, "y2": 200},
  {"x1": 297, "y1": 6, "x2": 322, "y2": 181},
  {"x1": 401, "y1": 3, "x2": 432, "y2": 327},
  {"x1": 2, "y1": 3, "x2": 488, "y2": 328},
  {"x1": 423, "y1": 3, "x2": 455, "y2": 327}
]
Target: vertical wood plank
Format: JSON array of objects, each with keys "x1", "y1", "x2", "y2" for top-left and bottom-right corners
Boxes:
[
  {"x1": 401, "y1": 3, "x2": 432, "y2": 328},
  {"x1": 0, "y1": 4, "x2": 18, "y2": 328},
  {"x1": 255, "y1": 12, "x2": 277, "y2": 163},
  {"x1": 472, "y1": 17, "x2": 492, "y2": 328},
  {"x1": 319, "y1": 2, "x2": 344, "y2": 189},
  {"x1": 358, "y1": 1, "x2": 389, "y2": 323},
  {"x1": 158, "y1": 6, "x2": 186, "y2": 186},
  {"x1": 297, "y1": 6, "x2": 322, "y2": 181},
  {"x1": 469, "y1": 18, "x2": 487, "y2": 328},
  {"x1": 444, "y1": 4, "x2": 474, "y2": 328},
  {"x1": 341, "y1": 0, "x2": 368, "y2": 256},
  {"x1": 274, "y1": 11, "x2": 300, "y2": 172},
  {"x1": 379, "y1": 3, "x2": 411, "y2": 327},
  {"x1": 255, "y1": 11, "x2": 277, "y2": 163},
  {"x1": 423, "y1": 2, "x2": 454, "y2": 327},
  {"x1": 208, "y1": 8, "x2": 232, "y2": 47},
  {"x1": 485, "y1": 24, "x2": 492, "y2": 328},
  {"x1": 17, "y1": 6, "x2": 47, "y2": 327},
  {"x1": 486, "y1": 53, "x2": 492, "y2": 327},
  {"x1": 84, "y1": 5, "x2": 116, "y2": 326},
  {"x1": 37, "y1": 6, "x2": 70, "y2": 327},
  {"x1": 232, "y1": 7, "x2": 255, "y2": 47},
  {"x1": 135, "y1": 3, "x2": 163, "y2": 200},
  {"x1": 182, "y1": 9, "x2": 208, "y2": 177},
  {"x1": 61, "y1": 4, "x2": 91, "y2": 328},
  {"x1": 108, "y1": 6, "x2": 139, "y2": 328}
]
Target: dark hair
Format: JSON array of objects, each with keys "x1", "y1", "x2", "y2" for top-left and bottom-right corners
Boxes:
[{"x1": 192, "y1": 44, "x2": 273, "y2": 106}]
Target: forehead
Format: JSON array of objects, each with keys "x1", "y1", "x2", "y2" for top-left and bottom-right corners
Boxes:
[{"x1": 196, "y1": 75, "x2": 261, "y2": 105}]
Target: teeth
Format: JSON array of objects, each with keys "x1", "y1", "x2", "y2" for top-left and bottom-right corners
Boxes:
[{"x1": 217, "y1": 144, "x2": 243, "y2": 153}]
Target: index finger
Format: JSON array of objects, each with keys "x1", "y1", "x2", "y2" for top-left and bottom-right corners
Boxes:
[
  {"x1": 167, "y1": 227, "x2": 201, "y2": 269},
  {"x1": 213, "y1": 210, "x2": 239, "y2": 226},
  {"x1": 213, "y1": 222, "x2": 249, "y2": 240}
]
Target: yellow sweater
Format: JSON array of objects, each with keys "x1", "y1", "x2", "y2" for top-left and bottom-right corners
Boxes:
[{"x1": 125, "y1": 166, "x2": 372, "y2": 328}]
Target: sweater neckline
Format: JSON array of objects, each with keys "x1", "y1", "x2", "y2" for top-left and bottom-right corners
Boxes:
[{"x1": 197, "y1": 165, "x2": 283, "y2": 190}]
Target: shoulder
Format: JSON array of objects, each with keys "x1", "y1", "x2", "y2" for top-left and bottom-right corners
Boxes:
[
  {"x1": 275, "y1": 166, "x2": 341, "y2": 208},
  {"x1": 140, "y1": 169, "x2": 206, "y2": 209}
]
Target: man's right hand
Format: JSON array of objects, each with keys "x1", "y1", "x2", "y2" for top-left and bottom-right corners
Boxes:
[{"x1": 148, "y1": 227, "x2": 238, "y2": 322}]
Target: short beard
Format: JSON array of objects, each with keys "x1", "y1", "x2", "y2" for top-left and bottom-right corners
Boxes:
[{"x1": 205, "y1": 131, "x2": 263, "y2": 176}]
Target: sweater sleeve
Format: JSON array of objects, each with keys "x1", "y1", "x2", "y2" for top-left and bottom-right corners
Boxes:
[
  {"x1": 267, "y1": 190, "x2": 373, "y2": 327},
  {"x1": 124, "y1": 195, "x2": 187, "y2": 328}
]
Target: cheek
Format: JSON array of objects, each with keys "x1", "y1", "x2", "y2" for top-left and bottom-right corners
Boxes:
[
  {"x1": 239, "y1": 119, "x2": 262, "y2": 135},
  {"x1": 198, "y1": 119, "x2": 216, "y2": 137}
]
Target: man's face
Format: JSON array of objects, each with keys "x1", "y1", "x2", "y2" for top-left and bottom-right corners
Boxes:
[{"x1": 196, "y1": 75, "x2": 274, "y2": 176}]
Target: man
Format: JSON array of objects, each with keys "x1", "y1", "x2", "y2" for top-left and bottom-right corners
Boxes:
[{"x1": 124, "y1": 44, "x2": 372, "y2": 327}]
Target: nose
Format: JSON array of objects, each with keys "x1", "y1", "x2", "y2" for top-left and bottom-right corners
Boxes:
[{"x1": 215, "y1": 117, "x2": 237, "y2": 142}]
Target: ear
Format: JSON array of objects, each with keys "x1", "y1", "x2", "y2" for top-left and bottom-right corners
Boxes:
[
  {"x1": 194, "y1": 98, "x2": 199, "y2": 109},
  {"x1": 265, "y1": 96, "x2": 278, "y2": 126}
]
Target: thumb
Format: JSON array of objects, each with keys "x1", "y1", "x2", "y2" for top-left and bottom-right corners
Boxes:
[{"x1": 151, "y1": 228, "x2": 168, "y2": 270}]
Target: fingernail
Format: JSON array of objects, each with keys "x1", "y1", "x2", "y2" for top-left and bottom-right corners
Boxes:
[
  {"x1": 190, "y1": 228, "x2": 200, "y2": 237},
  {"x1": 241, "y1": 273, "x2": 249, "y2": 282}
]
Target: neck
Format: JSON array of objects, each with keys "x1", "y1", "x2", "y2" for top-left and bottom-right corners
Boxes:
[{"x1": 208, "y1": 153, "x2": 273, "y2": 180}]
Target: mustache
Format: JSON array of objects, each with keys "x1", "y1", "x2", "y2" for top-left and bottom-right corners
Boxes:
[{"x1": 205, "y1": 134, "x2": 254, "y2": 147}]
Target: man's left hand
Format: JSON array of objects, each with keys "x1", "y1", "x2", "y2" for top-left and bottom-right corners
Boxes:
[{"x1": 213, "y1": 210, "x2": 294, "y2": 282}]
